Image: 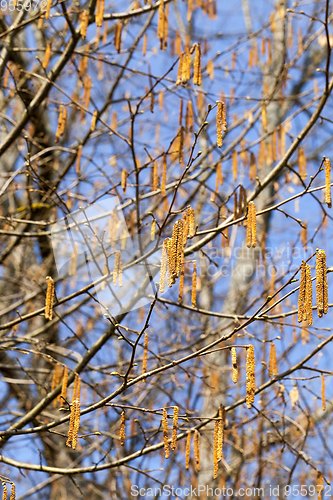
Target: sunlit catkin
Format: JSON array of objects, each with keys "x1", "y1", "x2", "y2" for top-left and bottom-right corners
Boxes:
[
  {"x1": 45, "y1": 0, "x2": 51, "y2": 19},
  {"x1": 324, "y1": 158, "x2": 332, "y2": 208},
  {"x1": 185, "y1": 431, "x2": 191, "y2": 469},
  {"x1": 231, "y1": 347, "x2": 238, "y2": 383},
  {"x1": 246, "y1": 345, "x2": 255, "y2": 408},
  {"x1": 316, "y1": 249, "x2": 328, "y2": 318},
  {"x1": 178, "y1": 258, "x2": 184, "y2": 302},
  {"x1": 161, "y1": 153, "x2": 167, "y2": 196},
  {"x1": 66, "y1": 373, "x2": 79, "y2": 448},
  {"x1": 213, "y1": 419, "x2": 219, "y2": 479},
  {"x1": 159, "y1": 239, "x2": 168, "y2": 293},
  {"x1": 42, "y1": 43, "x2": 52, "y2": 69},
  {"x1": 10, "y1": 484, "x2": 15, "y2": 500},
  {"x1": 216, "y1": 101, "x2": 223, "y2": 148},
  {"x1": 194, "y1": 429, "x2": 200, "y2": 471},
  {"x1": 246, "y1": 202, "x2": 257, "y2": 248},
  {"x1": 2, "y1": 483, "x2": 7, "y2": 500},
  {"x1": 45, "y1": 276, "x2": 54, "y2": 320},
  {"x1": 121, "y1": 169, "x2": 127, "y2": 193},
  {"x1": 188, "y1": 207, "x2": 195, "y2": 237},
  {"x1": 193, "y1": 44, "x2": 201, "y2": 86},
  {"x1": 72, "y1": 375, "x2": 81, "y2": 450},
  {"x1": 191, "y1": 261, "x2": 197, "y2": 308},
  {"x1": 80, "y1": 10, "x2": 88, "y2": 39},
  {"x1": 320, "y1": 374, "x2": 326, "y2": 411},
  {"x1": 218, "y1": 406, "x2": 225, "y2": 460},
  {"x1": 115, "y1": 23, "x2": 122, "y2": 53},
  {"x1": 120, "y1": 411, "x2": 126, "y2": 446},
  {"x1": 171, "y1": 406, "x2": 179, "y2": 451},
  {"x1": 55, "y1": 105, "x2": 63, "y2": 143},
  {"x1": 151, "y1": 219, "x2": 156, "y2": 241},
  {"x1": 142, "y1": 331, "x2": 148, "y2": 377},
  {"x1": 90, "y1": 110, "x2": 98, "y2": 132},
  {"x1": 162, "y1": 408, "x2": 170, "y2": 459},
  {"x1": 118, "y1": 250, "x2": 122, "y2": 287},
  {"x1": 298, "y1": 146, "x2": 307, "y2": 180},
  {"x1": 305, "y1": 264, "x2": 313, "y2": 326},
  {"x1": 268, "y1": 342, "x2": 277, "y2": 378}
]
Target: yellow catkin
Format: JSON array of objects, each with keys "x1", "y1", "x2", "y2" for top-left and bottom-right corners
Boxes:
[
  {"x1": 268, "y1": 343, "x2": 277, "y2": 378},
  {"x1": 193, "y1": 429, "x2": 200, "y2": 471},
  {"x1": 142, "y1": 331, "x2": 149, "y2": 377},
  {"x1": 55, "y1": 105, "x2": 63, "y2": 143},
  {"x1": 321, "y1": 374, "x2": 326, "y2": 411},
  {"x1": 162, "y1": 408, "x2": 170, "y2": 459},
  {"x1": 60, "y1": 366, "x2": 68, "y2": 405},
  {"x1": 161, "y1": 153, "x2": 167, "y2": 196},
  {"x1": 246, "y1": 345, "x2": 255, "y2": 408},
  {"x1": 45, "y1": 0, "x2": 52, "y2": 19},
  {"x1": 188, "y1": 207, "x2": 195, "y2": 237},
  {"x1": 171, "y1": 406, "x2": 179, "y2": 451},
  {"x1": 216, "y1": 101, "x2": 223, "y2": 148},
  {"x1": 157, "y1": 0, "x2": 165, "y2": 47},
  {"x1": 113, "y1": 251, "x2": 119, "y2": 287},
  {"x1": 251, "y1": 202, "x2": 257, "y2": 247},
  {"x1": 246, "y1": 202, "x2": 253, "y2": 248},
  {"x1": 52, "y1": 363, "x2": 62, "y2": 407},
  {"x1": 153, "y1": 160, "x2": 158, "y2": 191},
  {"x1": 191, "y1": 261, "x2": 197, "y2": 308},
  {"x1": 159, "y1": 239, "x2": 168, "y2": 293},
  {"x1": 45, "y1": 276, "x2": 54, "y2": 320},
  {"x1": 207, "y1": 59, "x2": 214, "y2": 80},
  {"x1": 151, "y1": 219, "x2": 156, "y2": 241},
  {"x1": 2, "y1": 484, "x2": 7, "y2": 500},
  {"x1": 217, "y1": 406, "x2": 224, "y2": 461},
  {"x1": 166, "y1": 238, "x2": 174, "y2": 288},
  {"x1": 232, "y1": 150, "x2": 238, "y2": 181},
  {"x1": 115, "y1": 23, "x2": 122, "y2": 53},
  {"x1": 262, "y1": 102, "x2": 267, "y2": 132},
  {"x1": 42, "y1": 43, "x2": 52, "y2": 69},
  {"x1": 298, "y1": 147, "x2": 307, "y2": 180},
  {"x1": 121, "y1": 169, "x2": 128, "y2": 194},
  {"x1": 305, "y1": 264, "x2": 313, "y2": 326},
  {"x1": 185, "y1": 431, "x2": 191, "y2": 469},
  {"x1": 80, "y1": 10, "x2": 89, "y2": 39},
  {"x1": 317, "y1": 473, "x2": 324, "y2": 500},
  {"x1": 301, "y1": 222, "x2": 307, "y2": 250},
  {"x1": 325, "y1": 158, "x2": 332, "y2": 208},
  {"x1": 10, "y1": 484, "x2": 15, "y2": 500},
  {"x1": 72, "y1": 376, "x2": 81, "y2": 450},
  {"x1": 231, "y1": 347, "x2": 238, "y2": 383},
  {"x1": 90, "y1": 110, "x2": 98, "y2": 132},
  {"x1": 185, "y1": 100, "x2": 194, "y2": 133},
  {"x1": 76, "y1": 145, "x2": 82, "y2": 175},
  {"x1": 213, "y1": 419, "x2": 219, "y2": 479},
  {"x1": 143, "y1": 33, "x2": 147, "y2": 56},
  {"x1": 298, "y1": 261, "x2": 306, "y2": 323},
  {"x1": 316, "y1": 249, "x2": 328, "y2": 318},
  {"x1": 120, "y1": 411, "x2": 126, "y2": 446},
  {"x1": 193, "y1": 44, "x2": 201, "y2": 86},
  {"x1": 66, "y1": 373, "x2": 79, "y2": 448},
  {"x1": 178, "y1": 258, "x2": 184, "y2": 302}
]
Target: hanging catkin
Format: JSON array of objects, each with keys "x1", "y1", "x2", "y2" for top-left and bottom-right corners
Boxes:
[
  {"x1": 160, "y1": 239, "x2": 168, "y2": 293},
  {"x1": 178, "y1": 257, "x2": 184, "y2": 302},
  {"x1": 66, "y1": 373, "x2": 80, "y2": 449},
  {"x1": 246, "y1": 202, "x2": 257, "y2": 248},
  {"x1": 324, "y1": 158, "x2": 332, "y2": 208},
  {"x1": 246, "y1": 345, "x2": 255, "y2": 408},
  {"x1": 217, "y1": 406, "x2": 225, "y2": 461},
  {"x1": 185, "y1": 431, "x2": 191, "y2": 469},
  {"x1": 213, "y1": 419, "x2": 219, "y2": 479},
  {"x1": 142, "y1": 331, "x2": 149, "y2": 377},
  {"x1": 72, "y1": 375, "x2": 81, "y2": 450},
  {"x1": 193, "y1": 44, "x2": 201, "y2": 86},
  {"x1": 161, "y1": 153, "x2": 167, "y2": 196},
  {"x1": 162, "y1": 408, "x2": 170, "y2": 459},
  {"x1": 194, "y1": 429, "x2": 200, "y2": 471},
  {"x1": 2, "y1": 484, "x2": 7, "y2": 500},
  {"x1": 42, "y1": 43, "x2": 52, "y2": 69},
  {"x1": 298, "y1": 261, "x2": 306, "y2": 323},
  {"x1": 115, "y1": 23, "x2": 122, "y2": 53},
  {"x1": 231, "y1": 347, "x2": 238, "y2": 383},
  {"x1": 216, "y1": 101, "x2": 224, "y2": 148},
  {"x1": 45, "y1": 276, "x2": 54, "y2": 320},
  {"x1": 298, "y1": 147, "x2": 307, "y2": 180},
  {"x1": 120, "y1": 411, "x2": 126, "y2": 446},
  {"x1": 10, "y1": 484, "x2": 15, "y2": 500},
  {"x1": 171, "y1": 406, "x2": 179, "y2": 450},
  {"x1": 151, "y1": 219, "x2": 156, "y2": 241},
  {"x1": 304, "y1": 264, "x2": 313, "y2": 326},
  {"x1": 268, "y1": 343, "x2": 277, "y2": 378},
  {"x1": 188, "y1": 206, "x2": 195, "y2": 237},
  {"x1": 191, "y1": 261, "x2": 197, "y2": 307},
  {"x1": 316, "y1": 249, "x2": 328, "y2": 318}
]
